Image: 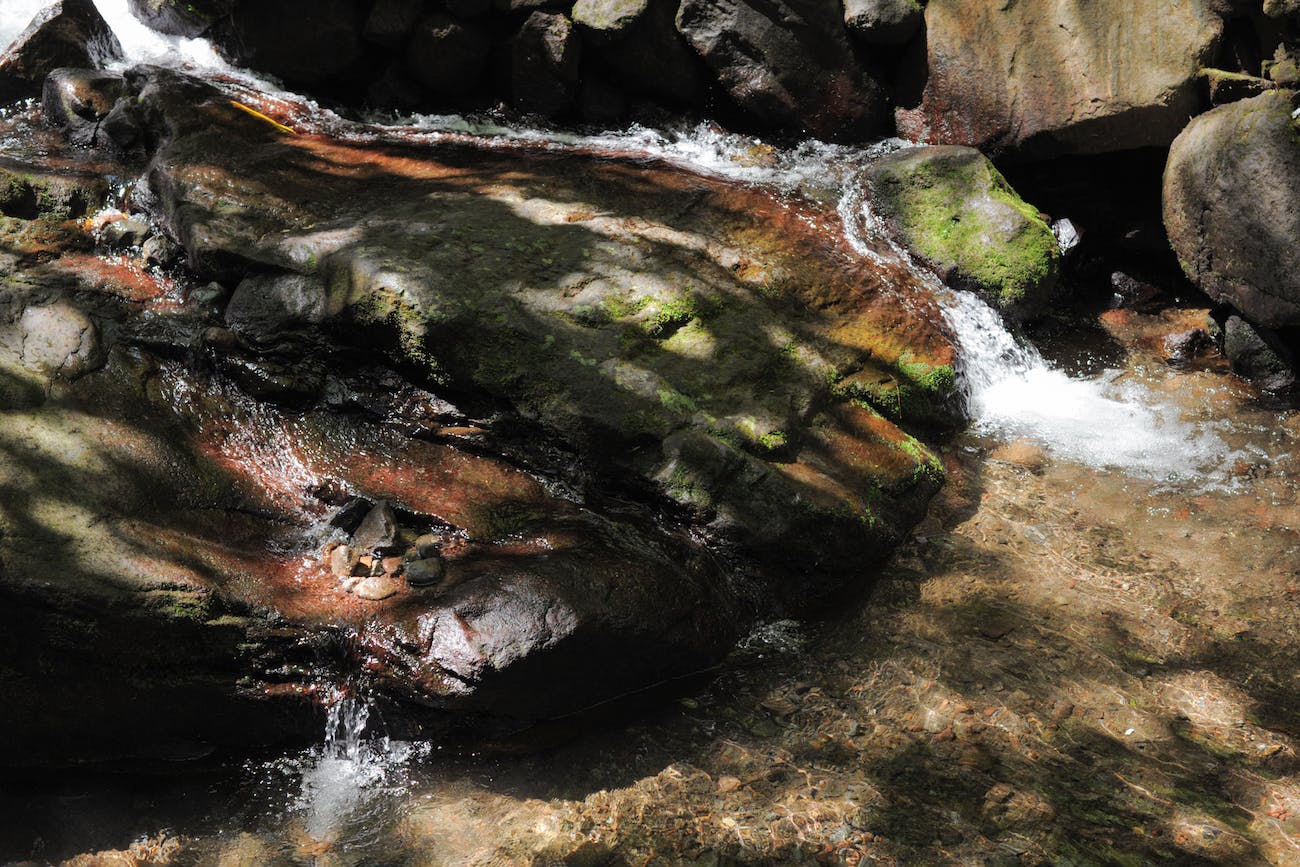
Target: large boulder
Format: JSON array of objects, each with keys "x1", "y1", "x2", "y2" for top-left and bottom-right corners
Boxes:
[
  {"x1": 1163, "y1": 90, "x2": 1300, "y2": 329},
  {"x1": 137, "y1": 67, "x2": 957, "y2": 594},
  {"x1": 866, "y1": 145, "x2": 1060, "y2": 316},
  {"x1": 675, "y1": 0, "x2": 888, "y2": 140},
  {"x1": 0, "y1": 0, "x2": 122, "y2": 103},
  {"x1": 898, "y1": 0, "x2": 1224, "y2": 156},
  {"x1": 13, "y1": 66, "x2": 960, "y2": 744}
]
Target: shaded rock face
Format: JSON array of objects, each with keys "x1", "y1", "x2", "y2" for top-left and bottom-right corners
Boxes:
[
  {"x1": 842, "y1": 0, "x2": 922, "y2": 45},
  {"x1": 1164, "y1": 90, "x2": 1300, "y2": 329},
  {"x1": 899, "y1": 0, "x2": 1224, "y2": 156},
  {"x1": 224, "y1": 0, "x2": 366, "y2": 87},
  {"x1": 572, "y1": 0, "x2": 700, "y2": 105},
  {"x1": 0, "y1": 0, "x2": 123, "y2": 103},
  {"x1": 675, "y1": 0, "x2": 888, "y2": 140},
  {"x1": 510, "y1": 11, "x2": 582, "y2": 117},
  {"x1": 127, "y1": 0, "x2": 233, "y2": 38},
  {"x1": 42, "y1": 67, "x2": 128, "y2": 149},
  {"x1": 866, "y1": 145, "x2": 1060, "y2": 316}
]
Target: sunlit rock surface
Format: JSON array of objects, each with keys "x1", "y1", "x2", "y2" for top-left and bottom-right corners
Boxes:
[{"x1": 898, "y1": 0, "x2": 1224, "y2": 156}]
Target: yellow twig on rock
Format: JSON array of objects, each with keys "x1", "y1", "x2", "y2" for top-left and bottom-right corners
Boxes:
[{"x1": 229, "y1": 100, "x2": 296, "y2": 135}]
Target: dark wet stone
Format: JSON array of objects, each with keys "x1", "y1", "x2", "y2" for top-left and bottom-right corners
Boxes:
[
  {"x1": 1220, "y1": 315, "x2": 1295, "y2": 391},
  {"x1": 225, "y1": 272, "x2": 328, "y2": 344},
  {"x1": 41, "y1": 67, "x2": 125, "y2": 148},
  {"x1": 675, "y1": 0, "x2": 886, "y2": 139},
  {"x1": 352, "y1": 500, "x2": 399, "y2": 552},
  {"x1": 363, "y1": 0, "x2": 423, "y2": 46},
  {"x1": 572, "y1": 0, "x2": 697, "y2": 104},
  {"x1": 329, "y1": 497, "x2": 374, "y2": 533},
  {"x1": 414, "y1": 533, "x2": 442, "y2": 558},
  {"x1": 510, "y1": 11, "x2": 581, "y2": 118},
  {"x1": 404, "y1": 12, "x2": 491, "y2": 96},
  {"x1": 404, "y1": 556, "x2": 446, "y2": 587}
]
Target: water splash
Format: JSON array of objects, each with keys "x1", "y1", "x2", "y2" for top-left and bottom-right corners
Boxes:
[
  {"x1": 249, "y1": 686, "x2": 429, "y2": 852},
  {"x1": 938, "y1": 289, "x2": 1238, "y2": 482},
  {"x1": 90, "y1": 0, "x2": 232, "y2": 71}
]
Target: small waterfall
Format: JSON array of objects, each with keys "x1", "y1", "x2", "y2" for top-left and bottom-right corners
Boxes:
[{"x1": 287, "y1": 686, "x2": 428, "y2": 847}]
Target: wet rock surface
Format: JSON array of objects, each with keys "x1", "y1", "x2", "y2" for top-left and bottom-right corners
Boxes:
[
  {"x1": 0, "y1": 64, "x2": 959, "y2": 765},
  {"x1": 133, "y1": 67, "x2": 957, "y2": 588},
  {"x1": 0, "y1": 0, "x2": 122, "y2": 103}
]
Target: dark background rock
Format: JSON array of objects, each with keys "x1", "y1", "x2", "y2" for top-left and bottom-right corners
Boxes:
[
  {"x1": 221, "y1": 0, "x2": 366, "y2": 89},
  {"x1": 573, "y1": 0, "x2": 699, "y2": 105},
  {"x1": 404, "y1": 12, "x2": 492, "y2": 97},
  {"x1": 675, "y1": 0, "x2": 887, "y2": 140},
  {"x1": 511, "y1": 11, "x2": 582, "y2": 117}
]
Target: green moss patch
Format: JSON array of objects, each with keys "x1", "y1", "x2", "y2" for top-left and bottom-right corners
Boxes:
[{"x1": 867, "y1": 146, "x2": 1059, "y2": 314}]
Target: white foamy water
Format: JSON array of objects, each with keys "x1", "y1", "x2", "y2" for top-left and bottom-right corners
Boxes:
[
  {"x1": 91, "y1": 0, "x2": 230, "y2": 69},
  {"x1": 270, "y1": 690, "x2": 428, "y2": 845},
  {"x1": 842, "y1": 183, "x2": 1242, "y2": 484},
  {"x1": 938, "y1": 289, "x2": 1236, "y2": 482}
]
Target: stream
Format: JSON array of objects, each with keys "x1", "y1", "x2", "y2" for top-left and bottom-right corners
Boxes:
[{"x1": 5, "y1": 3, "x2": 1300, "y2": 864}]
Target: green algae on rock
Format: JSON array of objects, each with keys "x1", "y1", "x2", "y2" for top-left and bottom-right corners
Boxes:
[{"x1": 866, "y1": 145, "x2": 1060, "y2": 317}]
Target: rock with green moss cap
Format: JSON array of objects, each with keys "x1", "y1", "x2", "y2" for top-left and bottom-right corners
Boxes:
[{"x1": 865, "y1": 145, "x2": 1060, "y2": 317}]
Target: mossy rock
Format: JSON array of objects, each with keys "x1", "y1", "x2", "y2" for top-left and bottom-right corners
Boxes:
[
  {"x1": 866, "y1": 145, "x2": 1060, "y2": 317},
  {"x1": 136, "y1": 67, "x2": 959, "y2": 598}
]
